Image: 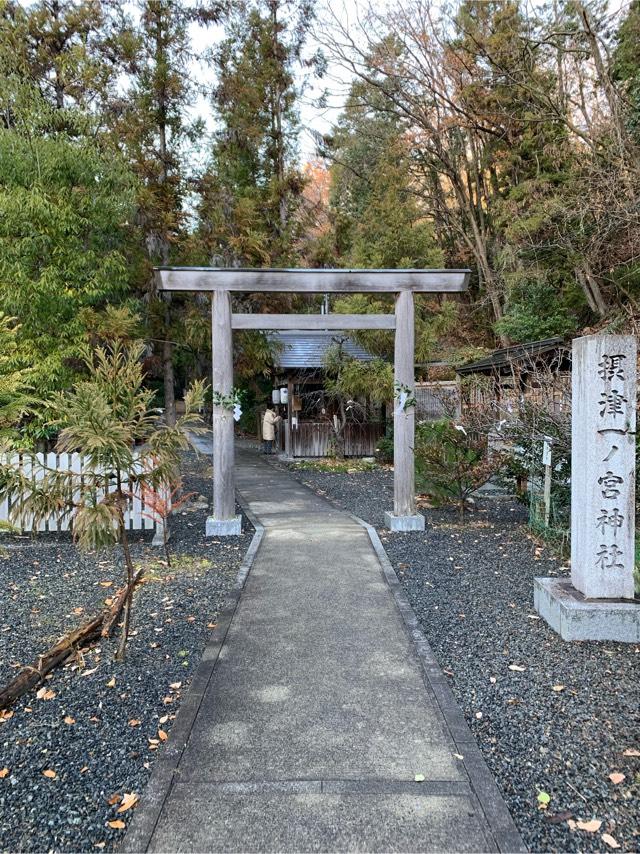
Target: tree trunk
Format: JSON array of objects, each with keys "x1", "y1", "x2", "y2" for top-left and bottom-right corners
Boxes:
[
  {"x1": 576, "y1": 265, "x2": 607, "y2": 317},
  {"x1": 0, "y1": 568, "x2": 143, "y2": 709},
  {"x1": 115, "y1": 509, "x2": 136, "y2": 662},
  {"x1": 155, "y1": 9, "x2": 177, "y2": 428},
  {"x1": 163, "y1": 335, "x2": 176, "y2": 426},
  {"x1": 270, "y1": 0, "x2": 287, "y2": 244},
  {"x1": 578, "y1": 2, "x2": 630, "y2": 176}
]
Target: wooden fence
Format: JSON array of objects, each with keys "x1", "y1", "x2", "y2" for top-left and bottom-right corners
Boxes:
[
  {"x1": 0, "y1": 452, "x2": 163, "y2": 534},
  {"x1": 282, "y1": 422, "x2": 384, "y2": 458},
  {"x1": 415, "y1": 381, "x2": 460, "y2": 421}
]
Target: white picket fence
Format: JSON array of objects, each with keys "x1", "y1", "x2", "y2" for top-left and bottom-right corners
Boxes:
[{"x1": 0, "y1": 451, "x2": 166, "y2": 535}]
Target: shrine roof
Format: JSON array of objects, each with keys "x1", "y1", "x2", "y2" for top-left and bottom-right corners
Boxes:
[
  {"x1": 456, "y1": 337, "x2": 567, "y2": 376},
  {"x1": 271, "y1": 331, "x2": 377, "y2": 369}
]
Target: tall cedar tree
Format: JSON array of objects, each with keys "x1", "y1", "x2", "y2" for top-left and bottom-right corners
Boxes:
[
  {"x1": 112, "y1": 0, "x2": 221, "y2": 426},
  {"x1": 199, "y1": 0, "x2": 314, "y2": 275},
  {"x1": 325, "y1": 72, "x2": 456, "y2": 365},
  {"x1": 0, "y1": 0, "x2": 126, "y2": 116}
]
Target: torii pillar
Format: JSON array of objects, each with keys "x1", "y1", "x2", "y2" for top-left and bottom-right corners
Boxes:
[
  {"x1": 153, "y1": 267, "x2": 469, "y2": 535},
  {"x1": 206, "y1": 289, "x2": 242, "y2": 536},
  {"x1": 385, "y1": 289, "x2": 422, "y2": 530}
]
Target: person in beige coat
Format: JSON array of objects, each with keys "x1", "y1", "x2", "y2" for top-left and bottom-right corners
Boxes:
[{"x1": 262, "y1": 406, "x2": 281, "y2": 455}]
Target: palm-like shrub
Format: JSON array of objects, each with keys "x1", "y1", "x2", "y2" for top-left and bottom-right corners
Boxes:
[{"x1": 0, "y1": 338, "x2": 206, "y2": 660}]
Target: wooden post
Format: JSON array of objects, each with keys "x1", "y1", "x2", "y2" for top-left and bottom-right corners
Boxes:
[
  {"x1": 207, "y1": 290, "x2": 241, "y2": 536},
  {"x1": 542, "y1": 437, "x2": 552, "y2": 528},
  {"x1": 385, "y1": 290, "x2": 424, "y2": 531},
  {"x1": 284, "y1": 377, "x2": 294, "y2": 459}
]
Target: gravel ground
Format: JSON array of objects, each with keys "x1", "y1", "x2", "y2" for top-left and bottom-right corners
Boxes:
[
  {"x1": 0, "y1": 451, "x2": 252, "y2": 853},
  {"x1": 282, "y1": 461, "x2": 640, "y2": 854}
]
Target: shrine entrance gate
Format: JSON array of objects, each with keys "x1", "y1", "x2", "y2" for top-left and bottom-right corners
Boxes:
[{"x1": 155, "y1": 268, "x2": 469, "y2": 533}]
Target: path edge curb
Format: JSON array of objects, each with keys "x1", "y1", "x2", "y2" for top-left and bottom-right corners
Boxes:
[
  {"x1": 120, "y1": 500, "x2": 264, "y2": 854},
  {"x1": 352, "y1": 513, "x2": 527, "y2": 854}
]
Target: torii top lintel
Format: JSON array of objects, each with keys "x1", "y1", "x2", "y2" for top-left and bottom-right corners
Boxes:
[{"x1": 154, "y1": 267, "x2": 470, "y2": 294}]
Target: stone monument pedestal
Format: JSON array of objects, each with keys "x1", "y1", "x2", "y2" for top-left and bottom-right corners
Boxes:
[
  {"x1": 534, "y1": 577, "x2": 640, "y2": 642},
  {"x1": 535, "y1": 334, "x2": 637, "y2": 642}
]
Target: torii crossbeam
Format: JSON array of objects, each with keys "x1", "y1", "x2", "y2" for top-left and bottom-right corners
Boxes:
[{"x1": 155, "y1": 267, "x2": 470, "y2": 533}]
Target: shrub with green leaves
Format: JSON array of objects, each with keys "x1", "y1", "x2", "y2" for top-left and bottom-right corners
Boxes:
[{"x1": 414, "y1": 420, "x2": 501, "y2": 519}]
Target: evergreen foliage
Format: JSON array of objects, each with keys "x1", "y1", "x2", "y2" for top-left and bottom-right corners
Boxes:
[{"x1": 0, "y1": 81, "x2": 137, "y2": 396}]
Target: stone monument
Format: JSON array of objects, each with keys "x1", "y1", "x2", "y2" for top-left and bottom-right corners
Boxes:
[{"x1": 535, "y1": 334, "x2": 639, "y2": 641}]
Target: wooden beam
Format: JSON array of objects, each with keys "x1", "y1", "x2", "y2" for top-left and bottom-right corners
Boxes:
[
  {"x1": 155, "y1": 267, "x2": 469, "y2": 294},
  {"x1": 232, "y1": 313, "x2": 396, "y2": 330}
]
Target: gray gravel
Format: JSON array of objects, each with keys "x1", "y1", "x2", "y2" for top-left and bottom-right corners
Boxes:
[
  {"x1": 284, "y1": 461, "x2": 640, "y2": 854},
  {"x1": 0, "y1": 451, "x2": 252, "y2": 853}
]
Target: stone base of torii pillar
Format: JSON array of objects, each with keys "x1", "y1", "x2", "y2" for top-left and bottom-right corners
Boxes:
[
  {"x1": 535, "y1": 334, "x2": 640, "y2": 643},
  {"x1": 206, "y1": 516, "x2": 242, "y2": 537}
]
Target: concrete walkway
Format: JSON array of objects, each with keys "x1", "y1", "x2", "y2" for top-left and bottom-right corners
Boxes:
[{"x1": 125, "y1": 443, "x2": 523, "y2": 853}]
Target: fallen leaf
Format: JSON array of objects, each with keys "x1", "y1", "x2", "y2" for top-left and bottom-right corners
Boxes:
[
  {"x1": 106, "y1": 677, "x2": 116, "y2": 689},
  {"x1": 159, "y1": 715, "x2": 169, "y2": 724},
  {"x1": 107, "y1": 793, "x2": 121, "y2": 806},
  {"x1": 0, "y1": 710, "x2": 14, "y2": 721},
  {"x1": 80, "y1": 766, "x2": 89, "y2": 773},
  {"x1": 0, "y1": 768, "x2": 9, "y2": 778},
  {"x1": 158, "y1": 729, "x2": 168, "y2": 742},
  {"x1": 80, "y1": 667, "x2": 98, "y2": 678},
  {"x1": 36, "y1": 687, "x2": 56, "y2": 700},
  {"x1": 207, "y1": 622, "x2": 217, "y2": 629},
  {"x1": 148, "y1": 737, "x2": 160, "y2": 746},
  {"x1": 42, "y1": 769, "x2": 57, "y2": 779},
  {"x1": 453, "y1": 753, "x2": 464, "y2": 760},
  {"x1": 128, "y1": 719, "x2": 141, "y2": 727},
  {"x1": 622, "y1": 748, "x2": 640, "y2": 757},
  {"x1": 608, "y1": 772, "x2": 625, "y2": 785},
  {"x1": 602, "y1": 834, "x2": 621, "y2": 849},
  {"x1": 508, "y1": 665, "x2": 526, "y2": 672},
  {"x1": 117, "y1": 792, "x2": 139, "y2": 813},
  {"x1": 576, "y1": 819, "x2": 602, "y2": 832},
  {"x1": 64, "y1": 715, "x2": 76, "y2": 725},
  {"x1": 95, "y1": 843, "x2": 106, "y2": 849},
  {"x1": 475, "y1": 711, "x2": 483, "y2": 719},
  {"x1": 537, "y1": 791, "x2": 550, "y2": 807},
  {"x1": 169, "y1": 682, "x2": 181, "y2": 690},
  {"x1": 99, "y1": 581, "x2": 113, "y2": 588},
  {"x1": 414, "y1": 774, "x2": 425, "y2": 782},
  {"x1": 489, "y1": 676, "x2": 497, "y2": 684},
  {"x1": 107, "y1": 820, "x2": 126, "y2": 830}
]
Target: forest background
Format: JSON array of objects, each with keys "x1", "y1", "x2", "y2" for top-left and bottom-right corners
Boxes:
[{"x1": 1, "y1": 0, "x2": 639, "y2": 436}]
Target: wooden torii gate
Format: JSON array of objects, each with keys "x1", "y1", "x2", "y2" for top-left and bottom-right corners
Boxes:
[{"x1": 155, "y1": 267, "x2": 469, "y2": 534}]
